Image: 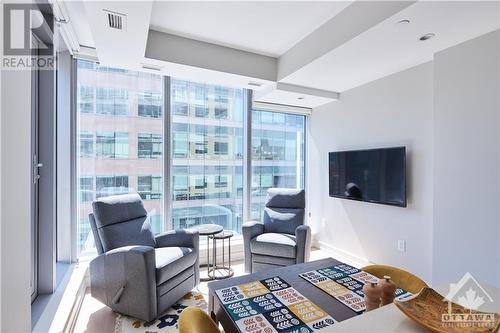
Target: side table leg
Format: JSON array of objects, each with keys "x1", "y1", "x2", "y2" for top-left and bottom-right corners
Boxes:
[{"x1": 213, "y1": 235, "x2": 217, "y2": 279}]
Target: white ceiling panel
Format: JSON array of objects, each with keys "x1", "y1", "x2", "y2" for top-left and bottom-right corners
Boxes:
[
  {"x1": 281, "y1": 1, "x2": 500, "y2": 92},
  {"x1": 150, "y1": 1, "x2": 351, "y2": 57}
]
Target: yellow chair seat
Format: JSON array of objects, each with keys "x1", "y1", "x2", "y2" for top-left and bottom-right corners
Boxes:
[
  {"x1": 179, "y1": 306, "x2": 221, "y2": 333},
  {"x1": 361, "y1": 264, "x2": 428, "y2": 294}
]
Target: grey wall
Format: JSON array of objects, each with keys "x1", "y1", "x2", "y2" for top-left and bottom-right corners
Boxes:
[
  {"x1": 433, "y1": 30, "x2": 500, "y2": 287},
  {"x1": 308, "y1": 62, "x2": 434, "y2": 283}
]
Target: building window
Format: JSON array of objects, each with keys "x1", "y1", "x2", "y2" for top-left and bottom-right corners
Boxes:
[
  {"x1": 214, "y1": 142, "x2": 228, "y2": 155},
  {"x1": 80, "y1": 131, "x2": 94, "y2": 158},
  {"x1": 96, "y1": 175, "x2": 129, "y2": 198},
  {"x1": 149, "y1": 214, "x2": 162, "y2": 235},
  {"x1": 215, "y1": 175, "x2": 228, "y2": 188},
  {"x1": 78, "y1": 86, "x2": 94, "y2": 113},
  {"x1": 193, "y1": 176, "x2": 207, "y2": 189},
  {"x1": 194, "y1": 84, "x2": 207, "y2": 102},
  {"x1": 138, "y1": 175, "x2": 162, "y2": 200},
  {"x1": 215, "y1": 107, "x2": 228, "y2": 119},
  {"x1": 96, "y1": 132, "x2": 129, "y2": 159},
  {"x1": 138, "y1": 91, "x2": 162, "y2": 118},
  {"x1": 96, "y1": 88, "x2": 128, "y2": 115},
  {"x1": 214, "y1": 87, "x2": 229, "y2": 103},
  {"x1": 138, "y1": 133, "x2": 162, "y2": 159},
  {"x1": 173, "y1": 102, "x2": 188, "y2": 116},
  {"x1": 172, "y1": 81, "x2": 188, "y2": 102},
  {"x1": 194, "y1": 140, "x2": 208, "y2": 155},
  {"x1": 80, "y1": 176, "x2": 94, "y2": 202},
  {"x1": 173, "y1": 175, "x2": 188, "y2": 201},
  {"x1": 195, "y1": 106, "x2": 209, "y2": 117}
]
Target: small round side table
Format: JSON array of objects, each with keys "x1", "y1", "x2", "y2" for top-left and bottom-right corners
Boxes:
[
  {"x1": 208, "y1": 231, "x2": 234, "y2": 280},
  {"x1": 190, "y1": 224, "x2": 223, "y2": 281}
]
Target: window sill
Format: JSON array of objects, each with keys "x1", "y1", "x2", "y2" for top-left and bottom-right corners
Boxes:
[{"x1": 32, "y1": 261, "x2": 88, "y2": 333}]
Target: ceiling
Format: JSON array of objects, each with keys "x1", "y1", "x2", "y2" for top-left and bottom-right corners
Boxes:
[
  {"x1": 62, "y1": 0, "x2": 499, "y2": 108},
  {"x1": 150, "y1": 1, "x2": 351, "y2": 57},
  {"x1": 281, "y1": 1, "x2": 500, "y2": 92},
  {"x1": 64, "y1": 1, "x2": 94, "y2": 48}
]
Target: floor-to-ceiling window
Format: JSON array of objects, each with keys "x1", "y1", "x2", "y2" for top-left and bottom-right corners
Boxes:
[
  {"x1": 170, "y1": 80, "x2": 245, "y2": 233},
  {"x1": 75, "y1": 61, "x2": 306, "y2": 256},
  {"x1": 251, "y1": 110, "x2": 305, "y2": 220},
  {"x1": 76, "y1": 60, "x2": 164, "y2": 256}
]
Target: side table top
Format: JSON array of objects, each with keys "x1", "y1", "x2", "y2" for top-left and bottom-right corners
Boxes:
[
  {"x1": 209, "y1": 231, "x2": 234, "y2": 239},
  {"x1": 190, "y1": 223, "x2": 223, "y2": 235}
]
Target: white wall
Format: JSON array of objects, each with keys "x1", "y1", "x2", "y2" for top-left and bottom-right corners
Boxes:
[
  {"x1": 1, "y1": 69, "x2": 32, "y2": 331},
  {"x1": 308, "y1": 62, "x2": 434, "y2": 283},
  {"x1": 433, "y1": 30, "x2": 500, "y2": 287},
  {"x1": 0, "y1": 4, "x2": 32, "y2": 329},
  {"x1": 309, "y1": 30, "x2": 500, "y2": 288}
]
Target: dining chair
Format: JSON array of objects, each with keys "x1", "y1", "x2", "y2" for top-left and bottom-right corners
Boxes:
[{"x1": 178, "y1": 307, "x2": 221, "y2": 333}]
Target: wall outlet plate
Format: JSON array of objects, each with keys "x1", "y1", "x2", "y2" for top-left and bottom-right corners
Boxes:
[{"x1": 398, "y1": 240, "x2": 406, "y2": 252}]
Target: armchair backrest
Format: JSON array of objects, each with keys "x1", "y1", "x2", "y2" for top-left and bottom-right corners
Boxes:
[
  {"x1": 89, "y1": 193, "x2": 156, "y2": 253},
  {"x1": 263, "y1": 188, "x2": 305, "y2": 235}
]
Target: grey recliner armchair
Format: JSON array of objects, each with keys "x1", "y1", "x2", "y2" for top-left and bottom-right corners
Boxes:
[
  {"x1": 242, "y1": 188, "x2": 311, "y2": 273},
  {"x1": 88, "y1": 193, "x2": 199, "y2": 321}
]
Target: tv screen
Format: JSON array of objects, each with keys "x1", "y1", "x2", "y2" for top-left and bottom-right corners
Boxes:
[{"x1": 329, "y1": 147, "x2": 406, "y2": 207}]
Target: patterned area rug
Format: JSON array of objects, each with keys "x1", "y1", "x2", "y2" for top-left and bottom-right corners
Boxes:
[{"x1": 114, "y1": 292, "x2": 208, "y2": 333}]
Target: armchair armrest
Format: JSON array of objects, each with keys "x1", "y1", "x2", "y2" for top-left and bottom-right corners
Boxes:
[
  {"x1": 89, "y1": 245, "x2": 157, "y2": 321},
  {"x1": 295, "y1": 225, "x2": 311, "y2": 264},
  {"x1": 242, "y1": 220, "x2": 264, "y2": 239},
  {"x1": 155, "y1": 229, "x2": 200, "y2": 284},
  {"x1": 155, "y1": 229, "x2": 199, "y2": 249},
  {"x1": 242, "y1": 221, "x2": 264, "y2": 273}
]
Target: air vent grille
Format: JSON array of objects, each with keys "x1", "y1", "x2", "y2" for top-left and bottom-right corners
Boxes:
[{"x1": 104, "y1": 10, "x2": 126, "y2": 30}]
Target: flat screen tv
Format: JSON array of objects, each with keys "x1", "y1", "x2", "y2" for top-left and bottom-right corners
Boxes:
[{"x1": 329, "y1": 147, "x2": 406, "y2": 207}]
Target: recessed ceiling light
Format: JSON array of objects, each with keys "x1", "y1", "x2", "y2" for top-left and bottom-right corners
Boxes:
[
  {"x1": 419, "y1": 33, "x2": 436, "y2": 41},
  {"x1": 397, "y1": 19, "x2": 410, "y2": 25}
]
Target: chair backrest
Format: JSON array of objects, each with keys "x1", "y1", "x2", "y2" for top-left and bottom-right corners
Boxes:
[
  {"x1": 89, "y1": 193, "x2": 156, "y2": 253},
  {"x1": 263, "y1": 188, "x2": 305, "y2": 234},
  {"x1": 361, "y1": 264, "x2": 428, "y2": 294},
  {"x1": 179, "y1": 307, "x2": 221, "y2": 333}
]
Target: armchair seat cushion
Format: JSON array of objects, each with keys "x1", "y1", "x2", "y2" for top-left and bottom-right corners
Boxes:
[
  {"x1": 155, "y1": 247, "x2": 196, "y2": 286},
  {"x1": 250, "y1": 233, "x2": 296, "y2": 258}
]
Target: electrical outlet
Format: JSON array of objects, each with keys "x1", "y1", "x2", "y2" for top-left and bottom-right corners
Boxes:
[{"x1": 397, "y1": 240, "x2": 406, "y2": 252}]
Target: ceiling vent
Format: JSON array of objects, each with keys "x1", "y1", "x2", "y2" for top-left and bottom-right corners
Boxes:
[{"x1": 104, "y1": 10, "x2": 126, "y2": 31}]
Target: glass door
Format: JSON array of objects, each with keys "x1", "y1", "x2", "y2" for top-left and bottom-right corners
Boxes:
[{"x1": 31, "y1": 34, "x2": 41, "y2": 302}]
